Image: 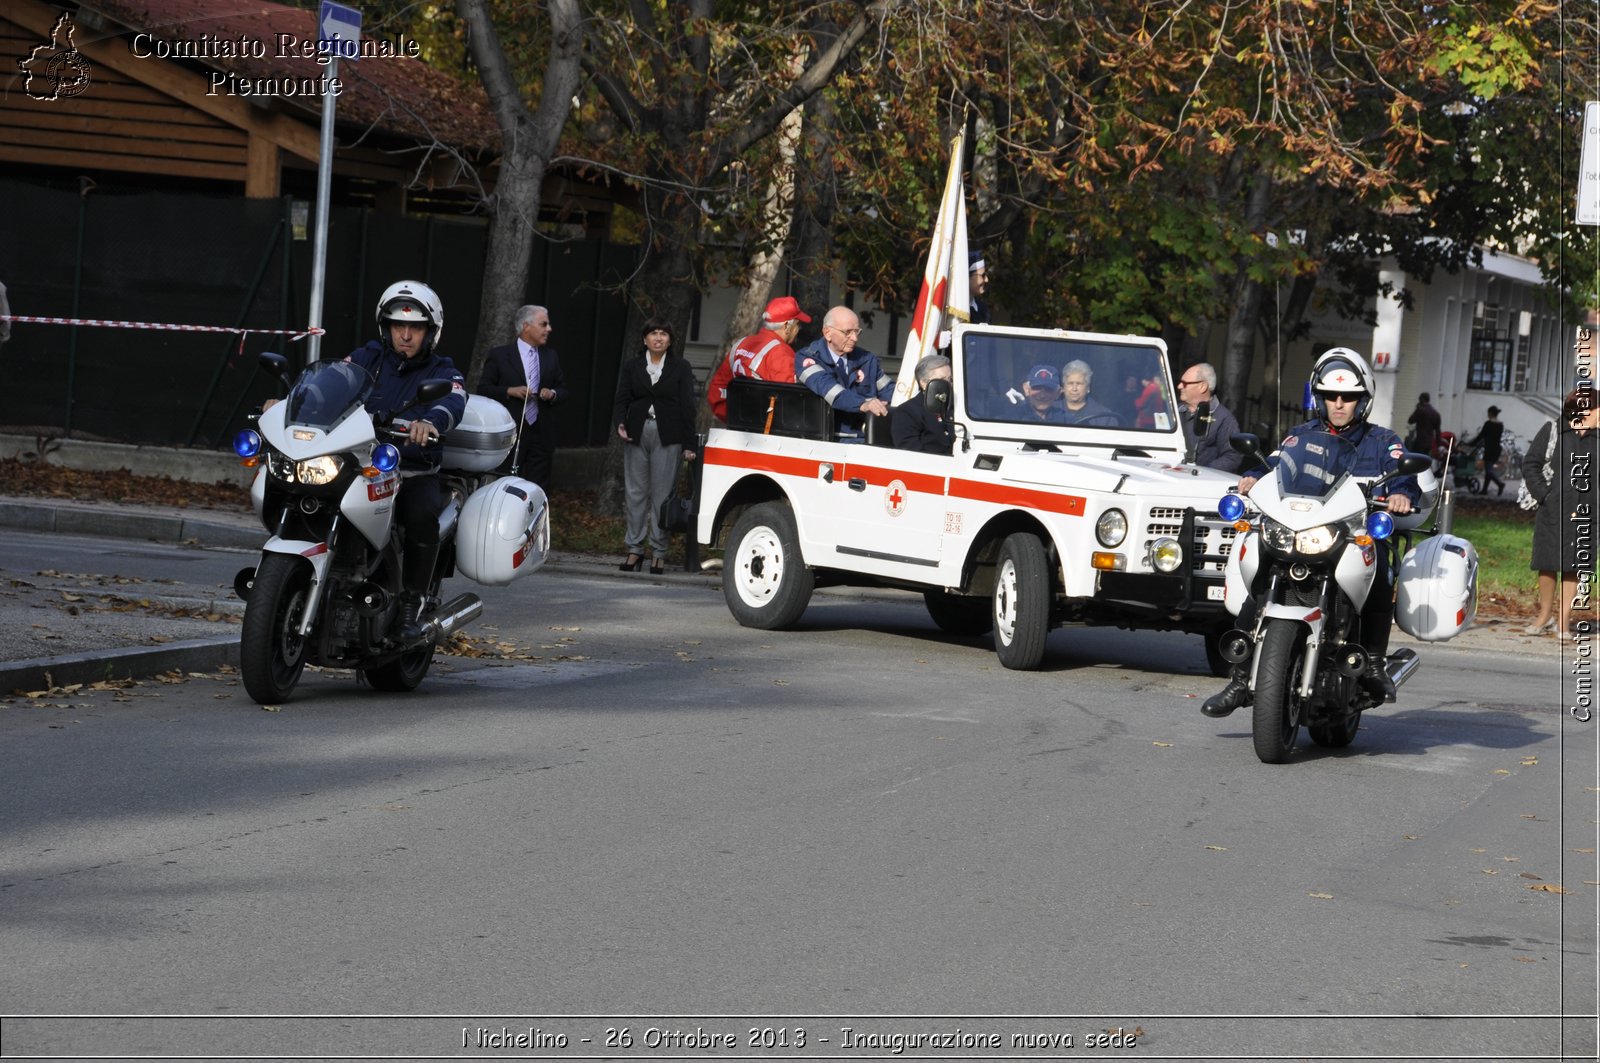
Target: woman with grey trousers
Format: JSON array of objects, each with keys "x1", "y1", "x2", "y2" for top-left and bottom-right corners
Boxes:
[{"x1": 613, "y1": 319, "x2": 699, "y2": 574}]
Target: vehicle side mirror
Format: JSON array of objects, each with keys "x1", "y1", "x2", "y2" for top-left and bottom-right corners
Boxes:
[
  {"x1": 925, "y1": 378, "x2": 953, "y2": 418},
  {"x1": 1230, "y1": 432, "x2": 1265, "y2": 466},
  {"x1": 1368, "y1": 453, "x2": 1432, "y2": 493},
  {"x1": 416, "y1": 380, "x2": 451, "y2": 404},
  {"x1": 259, "y1": 351, "x2": 289, "y2": 379}
]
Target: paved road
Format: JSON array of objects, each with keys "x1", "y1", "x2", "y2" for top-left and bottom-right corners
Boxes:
[{"x1": 1, "y1": 543, "x2": 1594, "y2": 1060}]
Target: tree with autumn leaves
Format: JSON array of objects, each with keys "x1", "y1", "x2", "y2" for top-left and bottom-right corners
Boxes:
[{"x1": 433, "y1": 0, "x2": 1585, "y2": 417}]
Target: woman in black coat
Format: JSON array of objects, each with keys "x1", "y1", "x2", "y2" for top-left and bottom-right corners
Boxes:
[
  {"x1": 1523, "y1": 385, "x2": 1600, "y2": 639},
  {"x1": 612, "y1": 319, "x2": 699, "y2": 574}
]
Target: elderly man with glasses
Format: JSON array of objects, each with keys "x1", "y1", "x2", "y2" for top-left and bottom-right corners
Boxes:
[
  {"x1": 795, "y1": 305, "x2": 894, "y2": 442},
  {"x1": 1176, "y1": 362, "x2": 1242, "y2": 473}
]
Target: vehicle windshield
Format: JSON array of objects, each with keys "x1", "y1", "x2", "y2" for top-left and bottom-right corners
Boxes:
[
  {"x1": 283, "y1": 359, "x2": 374, "y2": 430},
  {"x1": 958, "y1": 331, "x2": 1176, "y2": 433},
  {"x1": 1273, "y1": 430, "x2": 1359, "y2": 500}
]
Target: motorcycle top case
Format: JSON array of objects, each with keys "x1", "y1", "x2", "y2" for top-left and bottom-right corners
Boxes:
[
  {"x1": 456, "y1": 476, "x2": 550, "y2": 586},
  {"x1": 1394, "y1": 533, "x2": 1478, "y2": 642},
  {"x1": 441, "y1": 395, "x2": 516, "y2": 473}
]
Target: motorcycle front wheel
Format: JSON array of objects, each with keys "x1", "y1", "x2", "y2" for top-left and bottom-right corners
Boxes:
[
  {"x1": 241, "y1": 553, "x2": 312, "y2": 704},
  {"x1": 1251, "y1": 617, "x2": 1305, "y2": 764}
]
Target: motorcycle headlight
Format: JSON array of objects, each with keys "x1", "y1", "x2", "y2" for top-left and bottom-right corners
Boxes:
[
  {"x1": 1294, "y1": 523, "x2": 1340, "y2": 555},
  {"x1": 1096, "y1": 508, "x2": 1128, "y2": 547},
  {"x1": 295, "y1": 455, "x2": 345, "y2": 486},
  {"x1": 1261, "y1": 518, "x2": 1295, "y2": 553},
  {"x1": 266, "y1": 449, "x2": 296, "y2": 482}
]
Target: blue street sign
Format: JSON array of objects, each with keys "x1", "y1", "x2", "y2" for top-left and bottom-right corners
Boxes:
[{"x1": 318, "y1": 0, "x2": 362, "y2": 60}]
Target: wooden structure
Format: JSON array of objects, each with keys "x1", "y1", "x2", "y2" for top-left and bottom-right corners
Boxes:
[{"x1": 0, "y1": 0, "x2": 499, "y2": 207}]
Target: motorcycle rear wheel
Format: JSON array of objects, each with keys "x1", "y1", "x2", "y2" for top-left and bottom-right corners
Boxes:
[
  {"x1": 1309, "y1": 713, "x2": 1361, "y2": 748},
  {"x1": 361, "y1": 576, "x2": 441, "y2": 692},
  {"x1": 1251, "y1": 618, "x2": 1304, "y2": 764},
  {"x1": 241, "y1": 553, "x2": 311, "y2": 704}
]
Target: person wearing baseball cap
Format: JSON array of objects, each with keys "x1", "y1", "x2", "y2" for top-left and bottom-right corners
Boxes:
[
  {"x1": 1016, "y1": 363, "x2": 1067, "y2": 423},
  {"x1": 708, "y1": 295, "x2": 813, "y2": 422}
]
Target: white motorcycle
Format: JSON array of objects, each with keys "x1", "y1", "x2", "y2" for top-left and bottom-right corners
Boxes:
[
  {"x1": 232, "y1": 354, "x2": 548, "y2": 704},
  {"x1": 1215, "y1": 430, "x2": 1476, "y2": 763}
]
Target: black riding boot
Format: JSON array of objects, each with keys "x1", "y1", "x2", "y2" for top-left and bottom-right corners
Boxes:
[
  {"x1": 1202, "y1": 663, "x2": 1253, "y2": 718},
  {"x1": 1358, "y1": 652, "x2": 1396, "y2": 702},
  {"x1": 397, "y1": 540, "x2": 441, "y2": 644}
]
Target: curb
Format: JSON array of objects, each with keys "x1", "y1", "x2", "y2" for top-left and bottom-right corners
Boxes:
[
  {"x1": 0, "y1": 637, "x2": 240, "y2": 695},
  {"x1": 0, "y1": 499, "x2": 263, "y2": 551}
]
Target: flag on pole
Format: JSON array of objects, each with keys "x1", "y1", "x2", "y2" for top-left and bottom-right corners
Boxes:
[{"x1": 893, "y1": 131, "x2": 970, "y2": 406}]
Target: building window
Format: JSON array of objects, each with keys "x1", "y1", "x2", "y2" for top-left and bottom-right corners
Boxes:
[{"x1": 1467, "y1": 302, "x2": 1511, "y2": 391}]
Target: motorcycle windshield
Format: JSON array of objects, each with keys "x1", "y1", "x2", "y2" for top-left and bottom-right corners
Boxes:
[
  {"x1": 283, "y1": 360, "x2": 375, "y2": 429},
  {"x1": 1273, "y1": 430, "x2": 1359, "y2": 499}
]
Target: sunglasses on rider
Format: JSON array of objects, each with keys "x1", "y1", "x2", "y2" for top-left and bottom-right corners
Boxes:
[{"x1": 1321, "y1": 391, "x2": 1363, "y2": 404}]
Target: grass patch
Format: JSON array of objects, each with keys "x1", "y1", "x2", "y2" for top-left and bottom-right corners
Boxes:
[{"x1": 1447, "y1": 507, "x2": 1538, "y2": 613}]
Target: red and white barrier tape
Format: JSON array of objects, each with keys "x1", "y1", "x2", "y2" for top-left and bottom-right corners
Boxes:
[{"x1": 0, "y1": 315, "x2": 322, "y2": 341}]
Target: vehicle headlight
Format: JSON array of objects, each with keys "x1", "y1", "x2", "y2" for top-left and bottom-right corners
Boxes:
[
  {"x1": 1261, "y1": 518, "x2": 1295, "y2": 553},
  {"x1": 1294, "y1": 523, "x2": 1340, "y2": 555},
  {"x1": 266, "y1": 449, "x2": 296, "y2": 482},
  {"x1": 295, "y1": 455, "x2": 345, "y2": 485},
  {"x1": 1148, "y1": 536, "x2": 1184, "y2": 573},
  {"x1": 1096, "y1": 508, "x2": 1128, "y2": 547}
]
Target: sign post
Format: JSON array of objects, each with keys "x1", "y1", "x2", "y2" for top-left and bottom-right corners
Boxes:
[{"x1": 306, "y1": 0, "x2": 361, "y2": 362}]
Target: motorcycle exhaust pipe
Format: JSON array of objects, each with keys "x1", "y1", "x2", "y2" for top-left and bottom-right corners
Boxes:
[
  {"x1": 413, "y1": 593, "x2": 483, "y2": 646},
  {"x1": 1386, "y1": 648, "x2": 1421, "y2": 690},
  {"x1": 1336, "y1": 646, "x2": 1368, "y2": 678},
  {"x1": 1219, "y1": 630, "x2": 1252, "y2": 665}
]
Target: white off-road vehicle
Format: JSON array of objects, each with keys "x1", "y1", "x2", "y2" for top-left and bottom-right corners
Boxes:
[{"x1": 696, "y1": 324, "x2": 1247, "y2": 670}]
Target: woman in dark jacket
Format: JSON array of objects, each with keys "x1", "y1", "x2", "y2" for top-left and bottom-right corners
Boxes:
[
  {"x1": 1524, "y1": 385, "x2": 1600, "y2": 639},
  {"x1": 612, "y1": 319, "x2": 699, "y2": 574}
]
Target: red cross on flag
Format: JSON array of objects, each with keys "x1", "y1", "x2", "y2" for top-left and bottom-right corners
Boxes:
[{"x1": 893, "y1": 131, "x2": 970, "y2": 407}]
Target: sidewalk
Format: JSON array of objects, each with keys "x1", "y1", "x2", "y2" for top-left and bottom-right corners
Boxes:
[{"x1": 0, "y1": 493, "x2": 1560, "y2": 695}]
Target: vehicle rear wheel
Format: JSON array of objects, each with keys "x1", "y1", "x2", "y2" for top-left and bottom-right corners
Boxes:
[
  {"x1": 1309, "y1": 713, "x2": 1361, "y2": 748},
  {"x1": 361, "y1": 578, "x2": 439, "y2": 693},
  {"x1": 723, "y1": 501, "x2": 814, "y2": 630},
  {"x1": 924, "y1": 589, "x2": 994, "y2": 636},
  {"x1": 992, "y1": 532, "x2": 1051, "y2": 670},
  {"x1": 1251, "y1": 618, "x2": 1303, "y2": 764},
  {"x1": 240, "y1": 554, "x2": 312, "y2": 704},
  {"x1": 1203, "y1": 622, "x2": 1233, "y2": 678}
]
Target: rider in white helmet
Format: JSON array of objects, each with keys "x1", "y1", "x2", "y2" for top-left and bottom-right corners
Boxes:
[
  {"x1": 1201, "y1": 347, "x2": 1420, "y2": 718},
  {"x1": 349, "y1": 280, "x2": 467, "y2": 640}
]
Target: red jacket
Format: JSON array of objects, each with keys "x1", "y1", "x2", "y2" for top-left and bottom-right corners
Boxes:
[{"x1": 708, "y1": 327, "x2": 797, "y2": 422}]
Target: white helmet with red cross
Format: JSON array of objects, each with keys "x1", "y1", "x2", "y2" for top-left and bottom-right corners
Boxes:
[
  {"x1": 1309, "y1": 347, "x2": 1375, "y2": 427},
  {"x1": 375, "y1": 280, "x2": 444, "y2": 352}
]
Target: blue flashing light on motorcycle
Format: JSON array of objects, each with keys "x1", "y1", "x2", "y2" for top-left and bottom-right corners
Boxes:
[
  {"x1": 372, "y1": 443, "x2": 401, "y2": 473},
  {"x1": 234, "y1": 429, "x2": 262, "y2": 459},
  {"x1": 1366, "y1": 510, "x2": 1395, "y2": 541},
  {"x1": 1218, "y1": 493, "x2": 1246, "y2": 523}
]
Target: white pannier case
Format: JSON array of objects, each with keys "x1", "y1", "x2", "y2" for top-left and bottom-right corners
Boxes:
[
  {"x1": 456, "y1": 476, "x2": 550, "y2": 586},
  {"x1": 442, "y1": 395, "x2": 516, "y2": 473},
  {"x1": 1394, "y1": 533, "x2": 1479, "y2": 642}
]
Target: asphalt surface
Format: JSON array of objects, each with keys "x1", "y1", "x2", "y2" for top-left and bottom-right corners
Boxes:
[{"x1": 0, "y1": 490, "x2": 1565, "y2": 699}]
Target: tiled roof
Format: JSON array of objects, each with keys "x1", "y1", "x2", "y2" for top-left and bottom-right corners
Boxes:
[{"x1": 82, "y1": 0, "x2": 501, "y2": 151}]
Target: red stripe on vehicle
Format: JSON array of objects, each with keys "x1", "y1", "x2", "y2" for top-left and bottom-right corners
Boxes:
[
  {"x1": 948, "y1": 478, "x2": 1086, "y2": 516},
  {"x1": 704, "y1": 445, "x2": 823, "y2": 480},
  {"x1": 834, "y1": 463, "x2": 945, "y2": 495}
]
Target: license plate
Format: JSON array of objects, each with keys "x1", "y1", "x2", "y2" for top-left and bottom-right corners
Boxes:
[{"x1": 1206, "y1": 584, "x2": 1225, "y2": 601}]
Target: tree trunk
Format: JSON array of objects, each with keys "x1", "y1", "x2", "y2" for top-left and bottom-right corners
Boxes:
[
  {"x1": 455, "y1": 0, "x2": 582, "y2": 385},
  {"x1": 787, "y1": 85, "x2": 839, "y2": 346},
  {"x1": 1219, "y1": 164, "x2": 1275, "y2": 416}
]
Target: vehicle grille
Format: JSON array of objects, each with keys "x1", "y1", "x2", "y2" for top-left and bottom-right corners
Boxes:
[{"x1": 1147, "y1": 507, "x2": 1236, "y2": 575}]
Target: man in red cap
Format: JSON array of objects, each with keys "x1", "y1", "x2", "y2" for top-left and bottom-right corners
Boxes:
[{"x1": 708, "y1": 295, "x2": 812, "y2": 422}]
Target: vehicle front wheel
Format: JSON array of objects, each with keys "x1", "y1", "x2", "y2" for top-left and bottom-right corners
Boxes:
[
  {"x1": 723, "y1": 501, "x2": 814, "y2": 630},
  {"x1": 240, "y1": 553, "x2": 312, "y2": 704},
  {"x1": 924, "y1": 590, "x2": 994, "y2": 637},
  {"x1": 992, "y1": 532, "x2": 1051, "y2": 670},
  {"x1": 1251, "y1": 617, "x2": 1304, "y2": 764}
]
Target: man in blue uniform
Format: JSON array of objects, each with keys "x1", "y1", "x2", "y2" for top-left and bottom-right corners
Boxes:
[
  {"x1": 794, "y1": 305, "x2": 893, "y2": 442},
  {"x1": 1202, "y1": 347, "x2": 1419, "y2": 717}
]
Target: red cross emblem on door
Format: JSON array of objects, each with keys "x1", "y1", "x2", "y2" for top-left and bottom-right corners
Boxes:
[{"x1": 884, "y1": 479, "x2": 908, "y2": 517}]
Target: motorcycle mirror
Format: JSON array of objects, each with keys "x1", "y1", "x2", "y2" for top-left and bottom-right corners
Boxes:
[
  {"x1": 258, "y1": 351, "x2": 289, "y2": 379},
  {"x1": 416, "y1": 380, "x2": 452, "y2": 404},
  {"x1": 1229, "y1": 432, "x2": 1265, "y2": 465}
]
